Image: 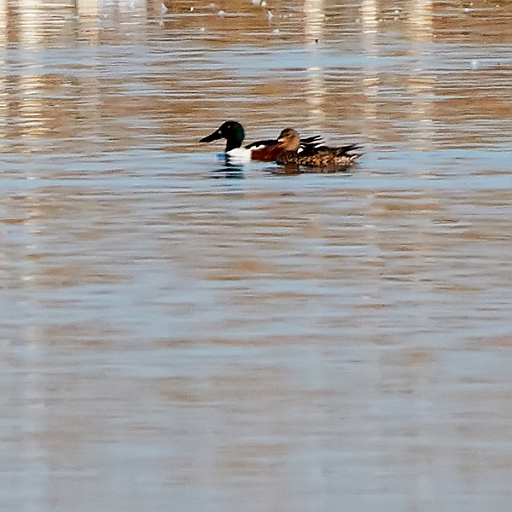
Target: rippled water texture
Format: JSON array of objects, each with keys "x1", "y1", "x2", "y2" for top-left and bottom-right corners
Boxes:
[{"x1": 1, "y1": 1, "x2": 512, "y2": 511}]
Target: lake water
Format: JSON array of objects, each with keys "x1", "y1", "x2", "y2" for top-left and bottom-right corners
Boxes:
[{"x1": 1, "y1": 1, "x2": 512, "y2": 511}]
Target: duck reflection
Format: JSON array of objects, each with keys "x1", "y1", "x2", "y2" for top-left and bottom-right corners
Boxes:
[{"x1": 210, "y1": 161, "x2": 245, "y2": 180}]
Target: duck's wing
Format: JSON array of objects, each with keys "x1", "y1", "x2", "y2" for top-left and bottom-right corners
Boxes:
[
  {"x1": 333, "y1": 143, "x2": 363, "y2": 156},
  {"x1": 300, "y1": 135, "x2": 325, "y2": 146},
  {"x1": 299, "y1": 142, "x2": 362, "y2": 157},
  {"x1": 247, "y1": 134, "x2": 324, "y2": 151},
  {"x1": 245, "y1": 138, "x2": 289, "y2": 162},
  {"x1": 297, "y1": 136, "x2": 326, "y2": 155},
  {"x1": 245, "y1": 138, "x2": 278, "y2": 150}
]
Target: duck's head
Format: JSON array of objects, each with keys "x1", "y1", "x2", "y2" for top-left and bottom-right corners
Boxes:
[
  {"x1": 277, "y1": 128, "x2": 301, "y2": 151},
  {"x1": 200, "y1": 121, "x2": 245, "y2": 152}
]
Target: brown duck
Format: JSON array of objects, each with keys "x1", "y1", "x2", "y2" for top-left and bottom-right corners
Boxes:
[{"x1": 276, "y1": 128, "x2": 362, "y2": 170}]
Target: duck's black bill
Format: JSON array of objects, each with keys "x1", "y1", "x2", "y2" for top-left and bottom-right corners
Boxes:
[{"x1": 200, "y1": 130, "x2": 223, "y2": 143}]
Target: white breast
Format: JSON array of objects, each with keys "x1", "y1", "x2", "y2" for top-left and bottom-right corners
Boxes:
[{"x1": 226, "y1": 147, "x2": 252, "y2": 163}]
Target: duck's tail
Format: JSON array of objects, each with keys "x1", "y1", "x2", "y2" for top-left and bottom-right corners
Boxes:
[{"x1": 335, "y1": 144, "x2": 363, "y2": 164}]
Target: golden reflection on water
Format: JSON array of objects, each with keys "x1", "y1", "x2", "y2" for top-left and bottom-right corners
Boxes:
[
  {"x1": 360, "y1": 0, "x2": 437, "y2": 146},
  {"x1": 304, "y1": 0, "x2": 326, "y2": 128},
  {"x1": 1, "y1": 1, "x2": 512, "y2": 512},
  {"x1": 360, "y1": 0, "x2": 379, "y2": 141}
]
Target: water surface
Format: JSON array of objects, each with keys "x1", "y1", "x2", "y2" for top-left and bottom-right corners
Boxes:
[{"x1": 1, "y1": 1, "x2": 512, "y2": 511}]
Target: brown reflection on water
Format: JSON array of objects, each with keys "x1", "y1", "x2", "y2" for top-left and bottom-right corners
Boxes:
[{"x1": 1, "y1": 0, "x2": 510, "y2": 148}]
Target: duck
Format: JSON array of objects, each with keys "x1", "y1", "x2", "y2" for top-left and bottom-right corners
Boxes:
[
  {"x1": 200, "y1": 121, "x2": 323, "y2": 163},
  {"x1": 276, "y1": 128, "x2": 362, "y2": 170}
]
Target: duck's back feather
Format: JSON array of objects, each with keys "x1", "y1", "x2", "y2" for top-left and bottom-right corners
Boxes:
[{"x1": 277, "y1": 143, "x2": 362, "y2": 169}]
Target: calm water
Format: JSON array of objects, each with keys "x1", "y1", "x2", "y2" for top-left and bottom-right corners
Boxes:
[{"x1": 1, "y1": 1, "x2": 512, "y2": 511}]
